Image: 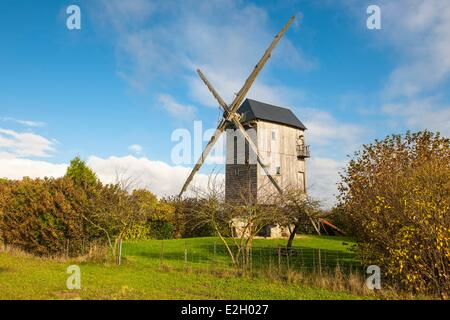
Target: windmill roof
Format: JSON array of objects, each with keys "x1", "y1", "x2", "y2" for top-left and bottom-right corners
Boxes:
[{"x1": 237, "y1": 99, "x2": 307, "y2": 130}]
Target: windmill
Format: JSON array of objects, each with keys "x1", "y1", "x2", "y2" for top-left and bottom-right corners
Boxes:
[{"x1": 178, "y1": 16, "x2": 342, "y2": 235}]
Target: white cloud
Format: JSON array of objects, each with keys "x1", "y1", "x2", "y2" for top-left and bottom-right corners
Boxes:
[
  {"x1": 0, "y1": 154, "x2": 218, "y2": 198},
  {"x1": 87, "y1": 155, "x2": 219, "y2": 197},
  {"x1": 1, "y1": 117, "x2": 46, "y2": 127},
  {"x1": 341, "y1": 0, "x2": 450, "y2": 98},
  {"x1": 128, "y1": 144, "x2": 143, "y2": 155},
  {"x1": 307, "y1": 156, "x2": 346, "y2": 208},
  {"x1": 339, "y1": 0, "x2": 450, "y2": 137},
  {"x1": 382, "y1": 98, "x2": 450, "y2": 135},
  {"x1": 0, "y1": 158, "x2": 67, "y2": 179},
  {"x1": 296, "y1": 108, "x2": 367, "y2": 156},
  {"x1": 379, "y1": 0, "x2": 450, "y2": 98},
  {"x1": 157, "y1": 94, "x2": 196, "y2": 119},
  {"x1": 0, "y1": 128, "x2": 55, "y2": 158},
  {"x1": 16, "y1": 120, "x2": 46, "y2": 127},
  {"x1": 99, "y1": 0, "x2": 155, "y2": 31}
]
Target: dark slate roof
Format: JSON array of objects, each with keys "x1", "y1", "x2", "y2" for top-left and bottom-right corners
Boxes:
[{"x1": 237, "y1": 99, "x2": 307, "y2": 130}]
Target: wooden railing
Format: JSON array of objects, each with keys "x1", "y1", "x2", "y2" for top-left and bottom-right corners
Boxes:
[{"x1": 296, "y1": 144, "x2": 310, "y2": 158}]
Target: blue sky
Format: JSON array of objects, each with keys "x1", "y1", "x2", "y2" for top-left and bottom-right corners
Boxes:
[{"x1": 1, "y1": 0, "x2": 449, "y2": 206}]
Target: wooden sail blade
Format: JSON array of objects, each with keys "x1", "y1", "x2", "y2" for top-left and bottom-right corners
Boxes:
[
  {"x1": 225, "y1": 16, "x2": 295, "y2": 118},
  {"x1": 197, "y1": 69, "x2": 229, "y2": 113},
  {"x1": 178, "y1": 119, "x2": 227, "y2": 197}
]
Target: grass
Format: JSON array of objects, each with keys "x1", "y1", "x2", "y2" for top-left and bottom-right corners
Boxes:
[
  {"x1": 0, "y1": 235, "x2": 372, "y2": 300},
  {"x1": 122, "y1": 235, "x2": 360, "y2": 272}
]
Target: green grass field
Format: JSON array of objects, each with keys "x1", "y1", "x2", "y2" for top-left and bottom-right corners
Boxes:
[{"x1": 0, "y1": 235, "x2": 369, "y2": 300}]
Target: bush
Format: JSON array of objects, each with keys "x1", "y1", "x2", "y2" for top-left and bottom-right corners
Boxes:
[
  {"x1": 0, "y1": 158, "x2": 169, "y2": 256},
  {"x1": 148, "y1": 220, "x2": 174, "y2": 240},
  {"x1": 337, "y1": 131, "x2": 450, "y2": 298},
  {"x1": 171, "y1": 198, "x2": 217, "y2": 238},
  {"x1": 123, "y1": 222, "x2": 151, "y2": 240},
  {"x1": 0, "y1": 177, "x2": 94, "y2": 256}
]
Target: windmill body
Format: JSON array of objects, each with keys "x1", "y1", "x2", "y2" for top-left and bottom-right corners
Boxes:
[{"x1": 225, "y1": 99, "x2": 310, "y2": 204}]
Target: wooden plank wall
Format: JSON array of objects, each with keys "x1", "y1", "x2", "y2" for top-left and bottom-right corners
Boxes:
[{"x1": 225, "y1": 121, "x2": 307, "y2": 203}]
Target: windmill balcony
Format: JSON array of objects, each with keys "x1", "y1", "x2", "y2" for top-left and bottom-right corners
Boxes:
[{"x1": 296, "y1": 144, "x2": 310, "y2": 158}]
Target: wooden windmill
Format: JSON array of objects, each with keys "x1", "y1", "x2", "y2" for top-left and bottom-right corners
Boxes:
[{"x1": 178, "y1": 16, "x2": 342, "y2": 235}]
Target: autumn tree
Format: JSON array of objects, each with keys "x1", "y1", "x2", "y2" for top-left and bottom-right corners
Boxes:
[{"x1": 337, "y1": 131, "x2": 450, "y2": 297}]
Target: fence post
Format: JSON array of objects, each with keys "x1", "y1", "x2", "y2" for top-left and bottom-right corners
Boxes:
[
  {"x1": 118, "y1": 238, "x2": 123, "y2": 266},
  {"x1": 259, "y1": 248, "x2": 262, "y2": 274},
  {"x1": 269, "y1": 249, "x2": 272, "y2": 272},
  {"x1": 312, "y1": 249, "x2": 316, "y2": 272},
  {"x1": 336, "y1": 250, "x2": 340, "y2": 268},
  {"x1": 160, "y1": 240, "x2": 164, "y2": 268},
  {"x1": 277, "y1": 245, "x2": 281, "y2": 274},
  {"x1": 184, "y1": 241, "x2": 188, "y2": 269},
  {"x1": 286, "y1": 247, "x2": 290, "y2": 276},
  {"x1": 248, "y1": 245, "x2": 252, "y2": 275},
  {"x1": 300, "y1": 248, "x2": 304, "y2": 270},
  {"x1": 318, "y1": 248, "x2": 322, "y2": 275},
  {"x1": 213, "y1": 241, "x2": 217, "y2": 271}
]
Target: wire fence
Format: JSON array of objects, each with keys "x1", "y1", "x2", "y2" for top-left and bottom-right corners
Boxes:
[{"x1": 121, "y1": 240, "x2": 364, "y2": 276}]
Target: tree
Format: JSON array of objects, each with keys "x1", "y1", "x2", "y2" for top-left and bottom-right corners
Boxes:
[
  {"x1": 275, "y1": 188, "x2": 322, "y2": 250},
  {"x1": 78, "y1": 179, "x2": 147, "y2": 260},
  {"x1": 337, "y1": 131, "x2": 450, "y2": 297},
  {"x1": 65, "y1": 156, "x2": 98, "y2": 187},
  {"x1": 190, "y1": 175, "x2": 282, "y2": 270}
]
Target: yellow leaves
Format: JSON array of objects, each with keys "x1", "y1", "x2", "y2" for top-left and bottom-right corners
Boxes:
[{"x1": 337, "y1": 131, "x2": 449, "y2": 294}]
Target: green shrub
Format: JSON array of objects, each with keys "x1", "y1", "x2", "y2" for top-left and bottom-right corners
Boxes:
[
  {"x1": 65, "y1": 156, "x2": 98, "y2": 187},
  {"x1": 170, "y1": 197, "x2": 218, "y2": 238},
  {"x1": 148, "y1": 220, "x2": 174, "y2": 240}
]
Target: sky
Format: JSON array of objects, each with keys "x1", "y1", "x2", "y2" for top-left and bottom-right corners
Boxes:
[{"x1": 1, "y1": 0, "x2": 449, "y2": 207}]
